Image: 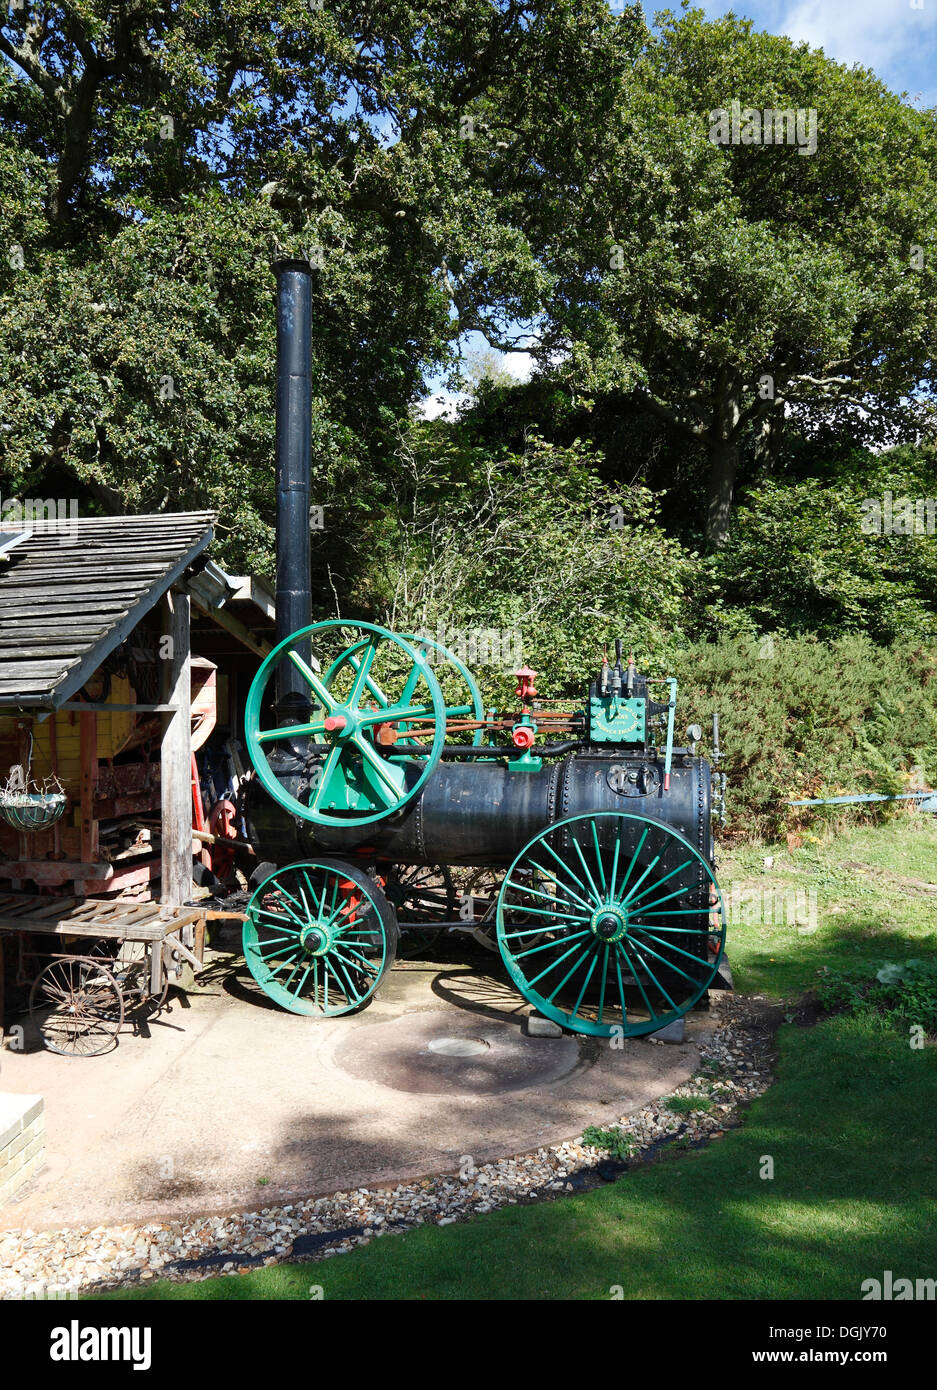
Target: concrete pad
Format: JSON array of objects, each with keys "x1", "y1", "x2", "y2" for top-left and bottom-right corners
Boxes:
[{"x1": 0, "y1": 952, "x2": 699, "y2": 1232}]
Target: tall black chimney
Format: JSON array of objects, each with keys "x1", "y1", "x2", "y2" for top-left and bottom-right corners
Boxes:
[{"x1": 273, "y1": 259, "x2": 313, "y2": 716}]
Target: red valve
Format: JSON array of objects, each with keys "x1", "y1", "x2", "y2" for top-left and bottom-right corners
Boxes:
[
  {"x1": 324, "y1": 714, "x2": 347, "y2": 732},
  {"x1": 512, "y1": 725, "x2": 535, "y2": 749},
  {"x1": 514, "y1": 665, "x2": 538, "y2": 702}
]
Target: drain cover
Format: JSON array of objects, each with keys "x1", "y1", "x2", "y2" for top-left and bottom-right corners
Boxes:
[
  {"x1": 427, "y1": 1036, "x2": 491, "y2": 1058},
  {"x1": 331, "y1": 1009, "x2": 580, "y2": 1095}
]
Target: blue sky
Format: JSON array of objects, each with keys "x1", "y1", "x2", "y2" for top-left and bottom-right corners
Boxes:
[
  {"x1": 423, "y1": 0, "x2": 937, "y2": 414},
  {"x1": 700, "y1": 0, "x2": 937, "y2": 107}
]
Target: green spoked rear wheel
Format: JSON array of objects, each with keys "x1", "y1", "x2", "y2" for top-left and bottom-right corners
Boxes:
[
  {"x1": 497, "y1": 812, "x2": 726, "y2": 1038},
  {"x1": 243, "y1": 860, "x2": 398, "y2": 1016}
]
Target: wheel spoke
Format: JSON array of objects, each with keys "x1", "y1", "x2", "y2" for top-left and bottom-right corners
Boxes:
[
  {"x1": 514, "y1": 930, "x2": 589, "y2": 961},
  {"x1": 545, "y1": 944, "x2": 596, "y2": 1004},
  {"x1": 348, "y1": 639, "x2": 378, "y2": 705},
  {"x1": 356, "y1": 737, "x2": 404, "y2": 800},
  {"x1": 624, "y1": 858, "x2": 695, "y2": 910},
  {"x1": 357, "y1": 702, "x2": 433, "y2": 727},
  {"x1": 618, "y1": 853, "x2": 661, "y2": 904},
  {"x1": 616, "y1": 939, "x2": 660, "y2": 1021},
  {"x1": 570, "y1": 950, "x2": 601, "y2": 1019},
  {"x1": 628, "y1": 926, "x2": 713, "y2": 969},
  {"x1": 572, "y1": 838, "x2": 602, "y2": 903},
  {"x1": 590, "y1": 821, "x2": 607, "y2": 894},
  {"x1": 615, "y1": 826, "x2": 649, "y2": 900},
  {"x1": 528, "y1": 853, "x2": 594, "y2": 912},
  {"x1": 307, "y1": 744, "x2": 342, "y2": 811},
  {"x1": 527, "y1": 935, "x2": 593, "y2": 987},
  {"x1": 597, "y1": 944, "x2": 610, "y2": 1023},
  {"x1": 287, "y1": 651, "x2": 334, "y2": 709},
  {"x1": 256, "y1": 720, "x2": 326, "y2": 744},
  {"x1": 626, "y1": 934, "x2": 699, "y2": 989}
]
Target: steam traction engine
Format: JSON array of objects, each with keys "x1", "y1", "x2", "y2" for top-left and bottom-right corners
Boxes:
[{"x1": 241, "y1": 622, "x2": 727, "y2": 1037}]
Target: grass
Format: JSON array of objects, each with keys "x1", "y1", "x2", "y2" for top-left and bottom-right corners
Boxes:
[
  {"x1": 717, "y1": 810, "x2": 937, "y2": 998},
  {"x1": 90, "y1": 814, "x2": 937, "y2": 1301}
]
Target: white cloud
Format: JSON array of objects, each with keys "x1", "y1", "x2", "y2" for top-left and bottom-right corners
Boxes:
[
  {"x1": 776, "y1": 0, "x2": 936, "y2": 80},
  {"x1": 415, "y1": 391, "x2": 468, "y2": 421},
  {"x1": 502, "y1": 351, "x2": 535, "y2": 382}
]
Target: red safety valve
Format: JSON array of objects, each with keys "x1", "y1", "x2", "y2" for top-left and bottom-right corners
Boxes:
[
  {"x1": 514, "y1": 665, "x2": 538, "y2": 702},
  {"x1": 512, "y1": 725, "x2": 535, "y2": 749}
]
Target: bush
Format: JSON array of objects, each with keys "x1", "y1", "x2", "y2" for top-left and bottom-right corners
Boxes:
[
  {"x1": 668, "y1": 635, "x2": 937, "y2": 840},
  {"x1": 817, "y1": 959, "x2": 937, "y2": 1036}
]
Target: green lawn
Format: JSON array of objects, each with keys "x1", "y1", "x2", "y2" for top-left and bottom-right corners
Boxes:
[{"x1": 94, "y1": 815, "x2": 937, "y2": 1301}]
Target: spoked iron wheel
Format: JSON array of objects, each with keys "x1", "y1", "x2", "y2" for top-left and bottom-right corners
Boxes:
[
  {"x1": 245, "y1": 620, "x2": 446, "y2": 827},
  {"x1": 29, "y1": 954, "x2": 125, "y2": 1057},
  {"x1": 497, "y1": 812, "x2": 726, "y2": 1038},
  {"x1": 88, "y1": 940, "x2": 170, "y2": 1023},
  {"x1": 243, "y1": 860, "x2": 398, "y2": 1016},
  {"x1": 385, "y1": 864, "x2": 455, "y2": 959}
]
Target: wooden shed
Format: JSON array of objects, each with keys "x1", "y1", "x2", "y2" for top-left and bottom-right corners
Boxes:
[{"x1": 0, "y1": 512, "x2": 274, "y2": 1027}]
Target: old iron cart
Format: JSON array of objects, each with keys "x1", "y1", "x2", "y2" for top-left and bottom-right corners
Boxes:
[
  {"x1": 239, "y1": 620, "x2": 726, "y2": 1038},
  {"x1": 0, "y1": 895, "x2": 203, "y2": 1056}
]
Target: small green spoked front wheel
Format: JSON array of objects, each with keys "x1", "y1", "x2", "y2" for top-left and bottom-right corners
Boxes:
[
  {"x1": 243, "y1": 860, "x2": 398, "y2": 1016},
  {"x1": 497, "y1": 812, "x2": 726, "y2": 1038}
]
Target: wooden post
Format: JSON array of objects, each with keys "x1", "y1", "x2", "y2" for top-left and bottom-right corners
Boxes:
[
  {"x1": 160, "y1": 587, "x2": 193, "y2": 907},
  {"x1": 79, "y1": 712, "x2": 98, "y2": 863}
]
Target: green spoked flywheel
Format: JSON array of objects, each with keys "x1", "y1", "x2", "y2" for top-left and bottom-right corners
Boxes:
[
  {"x1": 496, "y1": 812, "x2": 726, "y2": 1038},
  {"x1": 324, "y1": 632, "x2": 485, "y2": 746},
  {"x1": 243, "y1": 859, "x2": 398, "y2": 1016},
  {"x1": 245, "y1": 620, "x2": 446, "y2": 826}
]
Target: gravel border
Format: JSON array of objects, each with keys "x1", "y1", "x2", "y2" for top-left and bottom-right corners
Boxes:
[{"x1": 0, "y1": 995, "x2": 776, "y2": 1298}]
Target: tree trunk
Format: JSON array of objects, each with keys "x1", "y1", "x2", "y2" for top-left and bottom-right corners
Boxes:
[{"x1": 705, "y1": 437, "x2": 739, "y2": 547}]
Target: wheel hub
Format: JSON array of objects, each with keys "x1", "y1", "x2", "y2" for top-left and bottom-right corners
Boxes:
[
  {"x1": 300, "y1": 923, "x2": 332, "y2": 956},
  {"x1": 590, "y1": 904, "x2": 629, "y2": 942},
  {"x1": 323, "y1": 705, "x2": 358, "y2": 741}
]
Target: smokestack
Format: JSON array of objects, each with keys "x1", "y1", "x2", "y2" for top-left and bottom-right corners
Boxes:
[{"x1": 273, "y1": 259, "x2": 313, "y2": 716}]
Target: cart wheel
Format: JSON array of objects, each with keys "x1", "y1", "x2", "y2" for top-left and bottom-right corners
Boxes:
[
  {"x1": 29, "y1": 955, "x2": 125, "y2": 1057},
  {"x1": 243, "y1": 860, "x2": 398, "y2": 1016},
  {"x1": 87, "y1": 940, "x2": 170, "y2": 1020},
  {"x1": 385, "y1": 864, "x2": 455, "y2": 958},
  {"x1": 497, "y1": 812, "x2": 726, "y2": 1038}
]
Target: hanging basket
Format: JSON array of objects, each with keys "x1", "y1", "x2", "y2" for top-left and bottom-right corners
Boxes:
[
  {"x1": 0, "y1": 756, "x2": 68, "y2": 832},
  {"x1": 0, "y1": 787, "x2": 68, "y2": 832}
]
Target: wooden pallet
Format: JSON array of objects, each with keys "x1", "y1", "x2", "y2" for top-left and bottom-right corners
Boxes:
[
  {"x1": 0, "y1": 894, "x2": 205, "y2": 1000},
  {"x1": 0, "y1": 893, "x2": 202, "y2": 941}
]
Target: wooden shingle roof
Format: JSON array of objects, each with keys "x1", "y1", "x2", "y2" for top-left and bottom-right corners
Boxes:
[{"x1": 0, "y1": 512, "x2": 215, "y2": 709}]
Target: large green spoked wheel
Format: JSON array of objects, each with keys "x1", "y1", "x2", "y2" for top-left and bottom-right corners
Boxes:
[
  {"x1": 324, "y1": 632, "x2": 485, "y2": 746},
  {"x1": 245, "y1": 620, "x2": 446, "y2": 826},
  {"x1": 243, "y1": 860, "x2": 398, "y2": 1016},
  {"x1": 497, "y1": 812, "x2": 726, "y2": 1038}
]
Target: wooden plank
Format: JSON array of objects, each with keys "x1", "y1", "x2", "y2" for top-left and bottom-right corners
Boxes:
[{"x1": 29, "y1": 896, "x2": 78, "y2": 920}]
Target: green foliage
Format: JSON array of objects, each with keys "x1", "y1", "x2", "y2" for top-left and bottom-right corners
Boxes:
[
  {"x1": 670, "y1": 634, "x2": 937, "y2": 839},
  {"x1": 702, "y1": 447, "x2": 937, "y2": 642},
  {"x1": 817, "y1": 959, "x2": 937, "y2": 1036},
  {"x1": 355, "y1": 427, "x2": 697, "y2": 703},
  {"x1": 504, "y1": 5, "x2": 937, "y2": 535},
  {"x1": 580, "y1": 1125, "x2": 636, "y2": 1161},
  {"x1": 662, "y1": 1095, "x2": 714, "y2": 1115}
]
